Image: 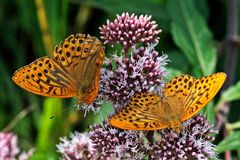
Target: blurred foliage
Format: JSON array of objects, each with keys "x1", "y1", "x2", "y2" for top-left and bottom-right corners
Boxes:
[{"x1": 0, "y1": 0, "x2": 240, "y2": 159}]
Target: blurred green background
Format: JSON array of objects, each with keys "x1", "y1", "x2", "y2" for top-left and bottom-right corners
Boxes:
[{"x1": 0, "y1": 0, "x2": 240, "y2": 159}]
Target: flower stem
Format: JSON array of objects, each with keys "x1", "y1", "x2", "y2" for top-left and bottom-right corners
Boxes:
[{"x1": 2, "y1": 105, "x2": 35, "y2": 132}]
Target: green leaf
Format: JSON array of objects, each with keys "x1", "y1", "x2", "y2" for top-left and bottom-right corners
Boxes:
[
  {"x1": 166, "y1": 67, "x2": 183, "y2": 80},
  {"x1": 238, "y1": 147, "x2": 240, "y2": 160},
  {"x1": 202, "y1": 101, "x2": 215, "y2": 124},
  {"x1": 43, "y1": 0, "x2": 68, "y2": 43},
  {"x1": 193, "y1": 0, "x2": 209, "y2": 19},
  {"x1": 216, "y1": 131, "x2": 240, "y2": 153},
  {"x1": 30, "y1": 152, "x2": 57, "y2": 160},
  {"x1": 36, "y1": 98, "x2": 63, "y2": 157},
  {"x1": 168, "y1": 0, "x2": 216, "y2": 75},
  {"x1": 167, "y1": 50, "x2": 190, "y2": 73},
  {"x1": 94, "y1": 100, "x2": 114, "y2": 123},
  {"x1": 218, "y1": 81, "x2": 240, "y2": 104}
]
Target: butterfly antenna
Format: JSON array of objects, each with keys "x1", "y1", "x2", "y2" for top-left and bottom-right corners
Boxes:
[{"x1": 49, "y1": 105, "x2": 76, "y2": 119}]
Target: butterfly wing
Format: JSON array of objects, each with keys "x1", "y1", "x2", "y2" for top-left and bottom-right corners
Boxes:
[
  {"x1": 53, "y1": 34, "x2": 105, "y2": 104},
  {"x1": 109, "y1": 92, "x2": 169, "y2": 130},
  {"x1": 163, "y1": 72, "x2": 226, "y2": 122},
  {"x1": 12, "y1": 56, "x2": 77, "y2": 98},
  {"x1": 180, "y1": 72, "x2": 226, "y2": 121}
]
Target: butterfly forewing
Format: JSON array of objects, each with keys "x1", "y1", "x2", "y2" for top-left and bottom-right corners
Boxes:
[
  {"x1": 109, "y1": 92, "x2": 169, "y2": 130},
  {"x1": 53, "y1": 34, "x2": 105, "y2": 104},
  {"x1": 180, "y1": 72, "x2": 226, "y2": 121},
  {"x1": 53, "y1": 34, "x2": 104, "y2": 81},
  {"x1": 12, "y1": 57, "x2": 77, "y2": 97}
]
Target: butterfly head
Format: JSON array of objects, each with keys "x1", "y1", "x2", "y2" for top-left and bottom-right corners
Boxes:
[
  {"x1": 172, "y1": 125, "x2": 181, "y2": 134},
  {"x1": 77, "y1": 92, "x2": 97, "y2": 105},
  {"x1": 167, "y1": 117, "x2": 181, "y2": 134}
]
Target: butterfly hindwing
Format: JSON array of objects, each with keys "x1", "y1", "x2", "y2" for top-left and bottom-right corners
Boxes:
[{"x1": 109, "y1": 92, "x2": 169, "y2": 130}]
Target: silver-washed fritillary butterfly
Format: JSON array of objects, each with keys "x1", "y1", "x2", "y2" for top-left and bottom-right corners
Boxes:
[
  {"x1": 12, "y1": 33, "x2": 105, "y2": 104},
  {"x1": 109, "y1": 72, "x2": 226, "y2": 132}
]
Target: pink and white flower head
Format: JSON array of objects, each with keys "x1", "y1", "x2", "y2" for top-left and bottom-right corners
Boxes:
[
  {"x1": 148, "y1": 115, "x2": 218, "y2": 160},
  {"x1": 57, "y1": 132, "x2": 97, "y2": 160},
  {"x1": 99, "y1": 45, "x2": 168, "y2": 109},
  {"x1": 0, "y1": 132, "x2": 34, "y2": 160},
  {"x1": 89, "y1": 122, "x2": 145, "y2": 159},
  {"x1": 100, "y1": 12, "x2": 162, "y2": 52},
  {"x1": 0, "y1": 132, "x2": 19, "y2": 160}
]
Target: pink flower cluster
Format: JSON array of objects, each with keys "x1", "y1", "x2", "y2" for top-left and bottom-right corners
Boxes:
[
  {"x1": 149, "y1": 115, "x2": 218, "y2": 160},
  {"x1": 0, "y1": 132, "x2": 19, "y2": 160},
  {"x1": 0, "y1": 132, "x2": 34, "y2": 160},
  {"x1": 100, "y1": 12, "x2": 162, "y2": 52},
  {"x1": 100, "y1": 45, "x2": 168, "y2": 109},
  {"x1": 57, "y1": 132, "x2": 97, "y2": 160}
]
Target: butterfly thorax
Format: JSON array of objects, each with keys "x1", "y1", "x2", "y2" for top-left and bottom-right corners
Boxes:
[
  {"x1": 162, "y1": 102, "x2": 182, "y2": 133},
  {"x1": 77, "y1": 76, "x2": 99, "y2": 105}
]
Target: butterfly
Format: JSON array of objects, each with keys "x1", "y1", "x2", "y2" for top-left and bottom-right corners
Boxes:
[
  {"x1": 109, "y1": 72, "x2": 226, "y2": 132},
  {"x1": 12, "y1": 33, "x2": 105, "y2": 105}
]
